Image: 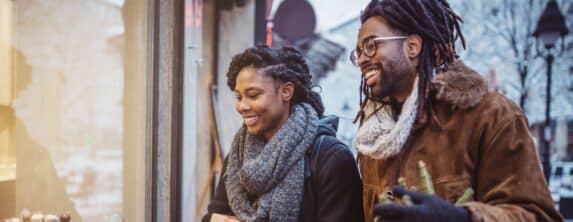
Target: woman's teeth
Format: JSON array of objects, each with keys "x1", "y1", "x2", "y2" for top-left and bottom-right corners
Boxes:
[{"x1": 244, "y1": 115, "x2": 257, "y2": 125}]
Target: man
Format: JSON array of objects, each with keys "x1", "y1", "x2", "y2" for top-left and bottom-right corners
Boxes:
[{"x1": 351, "y1": 0, "x2": 562, "y2": 221}]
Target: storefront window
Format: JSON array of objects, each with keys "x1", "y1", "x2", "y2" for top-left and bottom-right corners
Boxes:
[{"x1": 0, "y1": 0, "x2": 149, "y2": 221}]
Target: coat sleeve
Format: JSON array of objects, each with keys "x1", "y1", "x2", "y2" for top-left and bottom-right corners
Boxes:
[
  {"x1": 461, "y1": 115, "x2": 562, "y2": 222},
  {"x1": 201, "y1": 157, "x2": 234, "y2": 222},
  {"x1": 315, "y1": 142, "x2": 365, "y2": 222}
]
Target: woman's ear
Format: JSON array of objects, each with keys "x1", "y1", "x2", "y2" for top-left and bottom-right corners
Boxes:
[
  {"x1": 280, "y1": 82, "x2": 295, "y2": 102},
  {"x1": 406, "y1": 34, "x2": 422, "y2": 59}
]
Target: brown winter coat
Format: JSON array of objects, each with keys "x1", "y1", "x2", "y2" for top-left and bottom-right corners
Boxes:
[{"x1": 359, "y1": 60, "x2": 562, "y2": 222}]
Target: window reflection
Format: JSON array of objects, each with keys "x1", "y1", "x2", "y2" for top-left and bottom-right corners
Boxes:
[{"x1": 0, "y1": 0, "x2": 148, "y2": 221}]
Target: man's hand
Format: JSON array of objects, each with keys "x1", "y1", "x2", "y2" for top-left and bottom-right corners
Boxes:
[{"x1": 373, "y1": 187, "x2": 470, "y2": 222}]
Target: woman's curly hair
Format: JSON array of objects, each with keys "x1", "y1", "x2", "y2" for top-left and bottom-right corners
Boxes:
[{"x1": 226, "y1": 45, "x2": 325, "y2": 117}]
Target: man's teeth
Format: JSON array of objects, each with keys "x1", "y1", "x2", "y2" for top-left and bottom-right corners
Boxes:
[{"x1": 365, "y1": 70, "x2": 378, "y2": 79}]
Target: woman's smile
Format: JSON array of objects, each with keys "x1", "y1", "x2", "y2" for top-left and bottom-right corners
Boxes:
[{"x1": 243, "y1": 114, "x2": 258, "y2": 126}]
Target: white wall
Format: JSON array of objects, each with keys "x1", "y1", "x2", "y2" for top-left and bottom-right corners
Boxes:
[{"x1": 217, "y1": 2, "x2": 255, "y2": 154}]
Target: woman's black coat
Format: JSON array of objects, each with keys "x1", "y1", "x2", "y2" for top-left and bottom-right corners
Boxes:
[{"x1": 202, "y1": 116, "x2": 364, "y2": 222}]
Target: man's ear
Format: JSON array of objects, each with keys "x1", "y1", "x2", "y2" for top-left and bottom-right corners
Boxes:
[
  {"x1": 405, "y1": 34, "x2": 422, "y2": 59},
  {"x1": 280, "y1": 82, "x2": 295, "y2": 102}
]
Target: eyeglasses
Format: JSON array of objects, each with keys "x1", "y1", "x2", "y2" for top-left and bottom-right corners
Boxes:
[{"x1": 349, "y1": 36, "x2": 407, "y2": 66}]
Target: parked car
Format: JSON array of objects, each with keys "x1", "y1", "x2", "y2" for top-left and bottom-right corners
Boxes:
[{"x1": 549, "y1": 161, "x2": 573, "y2": 219}]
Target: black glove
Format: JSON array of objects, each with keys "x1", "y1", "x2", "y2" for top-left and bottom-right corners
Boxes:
[{"x1": 373, "y1": 186, "x2": 470, "y2": 222}]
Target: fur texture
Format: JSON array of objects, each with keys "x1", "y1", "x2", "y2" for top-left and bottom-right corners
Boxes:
[{"x1": 432, "y1": 60, "x2": 488, "y2": 109}]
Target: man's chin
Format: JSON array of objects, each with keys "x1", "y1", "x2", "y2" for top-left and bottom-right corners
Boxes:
[{"x1": 369, "y1": 87, "x2": 387, "y2": 100}]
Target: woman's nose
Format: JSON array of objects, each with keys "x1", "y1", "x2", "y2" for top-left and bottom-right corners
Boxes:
[{"x1": 236, "y1": 99, "x2": 250, "y2": 113}]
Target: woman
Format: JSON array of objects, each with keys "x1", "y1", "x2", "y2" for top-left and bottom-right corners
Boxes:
[{"x1": 202, "y1": 46, "x2": 364, "y2": 222}]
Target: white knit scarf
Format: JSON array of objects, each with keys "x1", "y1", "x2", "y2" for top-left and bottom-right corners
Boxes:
[{"x1": 354, "y1": 77, "x2": 419, "y2": 160}]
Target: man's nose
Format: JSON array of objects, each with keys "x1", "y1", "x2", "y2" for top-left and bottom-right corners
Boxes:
[{"x1": 357, "y1": 51, "x2": 370, "y2": 68}]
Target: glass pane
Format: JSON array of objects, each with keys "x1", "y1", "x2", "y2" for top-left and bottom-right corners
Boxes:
[{"x1": 0, "y1": 0, "x2": 149, "y2": 221}]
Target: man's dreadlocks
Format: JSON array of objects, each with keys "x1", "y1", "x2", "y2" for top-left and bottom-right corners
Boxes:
[{"x1": 356, "y1": 0, "x2": 466, "y2": 125}]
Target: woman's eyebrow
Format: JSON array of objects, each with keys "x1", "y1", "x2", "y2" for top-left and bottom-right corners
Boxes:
[{"x1": 244, "y1": 87, "x2": 263, "y2": 93}]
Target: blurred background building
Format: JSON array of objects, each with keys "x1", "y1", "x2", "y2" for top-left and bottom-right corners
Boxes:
[{"x1": 0, "y1": 0, "x2": 571, "y2": 221}]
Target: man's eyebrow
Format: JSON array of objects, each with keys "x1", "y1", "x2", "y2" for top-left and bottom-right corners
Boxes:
[
  {"x1": 363, "y1": 34, "x2": 378, "y2": 40},
  {"x1": 357, "y1": 34, "x2": 378, "y2": 47}
]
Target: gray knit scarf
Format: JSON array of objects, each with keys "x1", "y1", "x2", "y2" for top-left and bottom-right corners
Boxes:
[{"x1": 225, "y1": 103, "x2": 319, "y2": 222}]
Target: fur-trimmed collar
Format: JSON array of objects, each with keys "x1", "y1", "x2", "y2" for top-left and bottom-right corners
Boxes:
[{"x1": 432, "y1": 60, "x2": 488, "y2": 109}]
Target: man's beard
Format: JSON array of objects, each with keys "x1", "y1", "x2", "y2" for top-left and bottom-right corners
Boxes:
[{"x1": 370, "y1": 55, "x2": 413, "y2": 100}]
